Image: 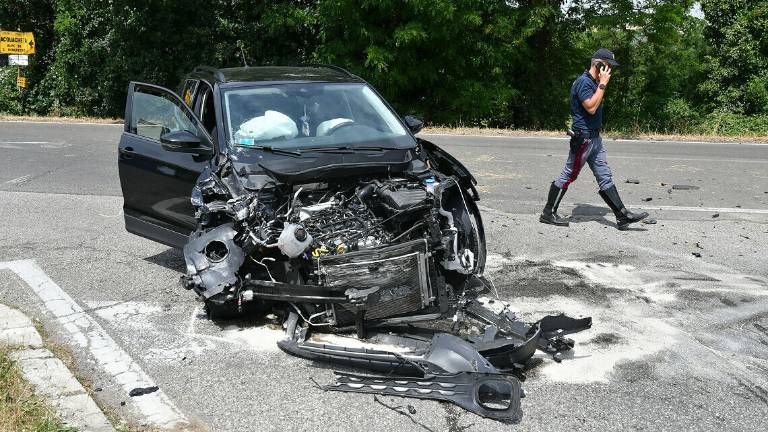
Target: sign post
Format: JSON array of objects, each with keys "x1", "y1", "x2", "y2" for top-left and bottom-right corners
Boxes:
[
  {"x1": 9, "y1": 54, "x2": 29, "y2": 66},
  {"x1": 17, "y1": 68, "x2": 26, "y2": 88},
  {"x1": 1, "y1": 30, "x2": 35, "y2": 91}
]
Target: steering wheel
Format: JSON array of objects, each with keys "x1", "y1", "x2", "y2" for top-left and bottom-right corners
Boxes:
[{"x1": 325, "y1": 120, "x2": 356, "y2": 135}]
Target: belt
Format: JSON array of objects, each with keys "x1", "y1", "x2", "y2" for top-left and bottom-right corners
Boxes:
[{"x1": 575, "y1": 129, "x2": 600, "y2": 138}]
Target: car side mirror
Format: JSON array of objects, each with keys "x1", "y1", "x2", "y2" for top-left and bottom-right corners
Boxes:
[
  {"x1": 404, "y1": 115, "x2": 424, "y2": 134},
  {"x1": 160, "y1": 130, "x2": 212, "y2": 155}
]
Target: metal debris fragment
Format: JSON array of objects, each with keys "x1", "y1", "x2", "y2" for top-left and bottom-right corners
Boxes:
[{"x1": 129, "y1": 386, "x2": 159, "y2": 397}]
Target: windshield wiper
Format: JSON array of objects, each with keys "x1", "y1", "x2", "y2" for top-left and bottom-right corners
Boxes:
[
  {"x1": 352, "y1": 145, "x2": 401, "y2": 151},
  {"x1": 300, "y1": 145, "x2": 399, "y2": 153},
  {"x1": 296, "y1": 146, "x2": 354, "y2": 153},
  {"x1": 231, "y1": 141, "x2": 303, "y2": 156}
]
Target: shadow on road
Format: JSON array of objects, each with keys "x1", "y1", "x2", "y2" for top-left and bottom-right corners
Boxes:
[
  {"x1": 143, "y1": 248, "x2": 186, "y2": 272},
  {"x1": 568, "y1": 203, "x2": 648, "y2": 231},
  {"x1": 570, "y1": 203, "x2": 610, "y2": 217}
]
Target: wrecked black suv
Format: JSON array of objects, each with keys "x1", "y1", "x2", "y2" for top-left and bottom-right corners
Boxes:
[{"x1": 118, "y1": 66, "x2": 590, "y2": 420}]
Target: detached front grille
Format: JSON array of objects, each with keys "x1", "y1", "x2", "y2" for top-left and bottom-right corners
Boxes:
[{"x1": 318, "y1": 239, "x2": 431, "y2": 321}]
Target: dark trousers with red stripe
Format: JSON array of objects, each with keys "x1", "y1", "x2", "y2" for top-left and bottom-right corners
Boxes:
[{"x1": 554, "y1": 136, "x2": 614, "y2": 191}]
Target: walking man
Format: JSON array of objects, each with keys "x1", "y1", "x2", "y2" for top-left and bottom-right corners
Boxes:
[{"x1": 540, "y1": 48, "x2": 648, "y2": 230}]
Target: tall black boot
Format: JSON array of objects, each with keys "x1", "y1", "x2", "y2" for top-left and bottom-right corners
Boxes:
[
  {"x1": 540, "y1": 182, "x2": 569, "y2": 226},
  {"x1": 599, "y1": 185, "x2": 649, "y2": 230}
]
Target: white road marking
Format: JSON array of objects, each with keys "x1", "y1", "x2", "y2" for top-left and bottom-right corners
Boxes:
[
  {"x1": 479, "y1": 203, "x2": 768, "y2": 215},
  {"x1": 97, "y1": 209, "x2": 123, "y2": 218},
  {"x1": 5, "y1": 174, "x2": 32, "y2": 185},
  {"x1": 472, "y1": 154, "x2": 768, "y2": 164},
  {"x1": 0, "y1": 120, "x2": 122, "y2": 126},
  {"x1": 0, "y1": 260, "x2": 188, "y2": 429},
  {"x1": 421, "y1": 133, "x2": 572, "y2": 140},
  {"x1": 420, "y1": 133, "x2": 768, "y2": 146},
  {"x1": 0, "y1": 141, "x2": 70, "y2": 150},
  {"x1": 185, "y1": 305, "x2": 199, "y2": 335}
]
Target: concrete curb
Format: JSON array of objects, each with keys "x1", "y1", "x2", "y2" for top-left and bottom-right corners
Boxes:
[
  {"x1": 0, "y1": 304, "x2": 43, "y2": 347},
  {"x1": 0, "y1": 304, "x2": 115, "y2": 432}
]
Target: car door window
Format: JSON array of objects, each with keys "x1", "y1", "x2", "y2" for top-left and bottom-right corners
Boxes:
[
  {"x1": 131, "y1": 87, "x2": 200, "y2": 141},
  {"x1": 181, "y1": 79, "x2": 199, "y2": 107}
]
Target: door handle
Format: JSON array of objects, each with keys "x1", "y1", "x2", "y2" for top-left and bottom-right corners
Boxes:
[{"x1": 120, "y1": 146, "x2": 135, "y2": 158}]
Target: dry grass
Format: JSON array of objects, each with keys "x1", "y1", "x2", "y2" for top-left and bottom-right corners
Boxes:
[
  {"x1": 421, "y1": 126, "x2": 768, "y2": 143},
  {"x1": 0, "y1": 346, "x2": 76, "y2": 432}
]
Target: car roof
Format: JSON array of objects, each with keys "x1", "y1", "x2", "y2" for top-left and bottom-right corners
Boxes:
[{"x1": 190, "y1": 65, "x2": 366, "y2": 85}]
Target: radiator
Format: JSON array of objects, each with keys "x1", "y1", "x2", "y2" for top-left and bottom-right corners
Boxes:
[{"x1": 318, "y1": 239, "x2": 431, "y2": 321}]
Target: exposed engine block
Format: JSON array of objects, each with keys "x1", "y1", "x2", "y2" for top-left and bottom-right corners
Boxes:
[{"x1": 183, "y1": 167, "x2": 483, "y2": 324}]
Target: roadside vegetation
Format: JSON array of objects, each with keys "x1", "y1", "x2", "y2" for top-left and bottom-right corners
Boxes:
[
  {"x1": 0, "y1": 0, "x2": 766, "y2": 137},
  {"x1": 421, "y1": 126, "x2": 768, "y2": 143},
  {"x1": 0, "y1": 346, "x2": 76, "y2": 432}
]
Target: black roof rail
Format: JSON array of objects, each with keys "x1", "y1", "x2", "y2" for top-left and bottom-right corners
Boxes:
[
  {"x1": 307, "y1": 63, "x2": 355, "y2": 78},
  {"x1": 193, "y1": 65, "x2": 225, "y2": 81}
]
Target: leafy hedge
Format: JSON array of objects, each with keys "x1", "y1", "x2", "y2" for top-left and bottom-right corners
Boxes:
[{"x1": 1, "y1": 0, "x2": 766, "y2": 136}]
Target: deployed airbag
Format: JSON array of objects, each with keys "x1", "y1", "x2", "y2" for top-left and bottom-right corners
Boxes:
[{"x1": 235, "y1": 110, "x2": 298, "y2": 143}]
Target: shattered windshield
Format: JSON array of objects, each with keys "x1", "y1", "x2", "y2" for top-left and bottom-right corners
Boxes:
[{"x1": 222, "y1": 83, "x2": 414, "y2": 150}]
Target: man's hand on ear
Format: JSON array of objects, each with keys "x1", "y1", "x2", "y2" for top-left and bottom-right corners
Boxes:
[{"x1": 599, "y1": 65, "x2": 612, "y2": 86}]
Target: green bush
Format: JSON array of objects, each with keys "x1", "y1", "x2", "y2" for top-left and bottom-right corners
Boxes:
[
  {"x1": 0, "y1": 0, "x2": 766, "y2": 136},
  {"x1": 0, "y1": 68, "x2": 23, "y2": 115},
  {"x1": 661, "y1": 98, "x2": 702, "y2": 134},
  {"x1": 704, "y1": 111, "x2": 768, "y2": 136}
]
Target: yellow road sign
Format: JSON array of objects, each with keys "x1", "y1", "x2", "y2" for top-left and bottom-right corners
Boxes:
[
  {"x1": 0, "y1": 31, "x2": 35, "y2": 55},
  {"x1": 17, "y1": 76, "x2": 26, "y2": 88}
]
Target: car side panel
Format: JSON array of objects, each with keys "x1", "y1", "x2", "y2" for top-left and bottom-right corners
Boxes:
[
  {"x1": 118, "y1": 133, "x2": 208, "y2": 241},
  {"x1": 118, "y1": 82, "x2": 213, "y2": 248}
]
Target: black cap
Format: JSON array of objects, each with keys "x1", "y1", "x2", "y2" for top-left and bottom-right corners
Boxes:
[
  {"x1": 294, "y1": 226, "x2": 307, "y2": 242},
  {"x1": 592, "y1": 48, "x2": 619, "y2": 67}
]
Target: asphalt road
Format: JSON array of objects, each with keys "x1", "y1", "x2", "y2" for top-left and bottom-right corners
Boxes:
[{"x1": 1, "y1": 120, "x2": 767, "y2": 431}]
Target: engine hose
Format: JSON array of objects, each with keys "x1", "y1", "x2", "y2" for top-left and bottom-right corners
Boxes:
[
  {"x1": 289, "y1": 303, "x2": 332, "y2": 327},
  {"x1": 390, "y1": 222, "x2": 425, "y2": 242}
]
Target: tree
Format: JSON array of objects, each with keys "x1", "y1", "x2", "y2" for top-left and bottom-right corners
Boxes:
[
  {"x1": 19, "y1": 0, "x2": 318, "y2": 117},
  {"x1": 700, "y1": 0, "x2": 768, "y2": 116},
  {"x1": 0, "y1": 0, "x2": 55, "y2": 114},
  {"x1": 315, "y1": 0, "x2": 579, "y2": 128},
  {"x1": 0, "y1": 0, "x2": 764, "y2": 135}
]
